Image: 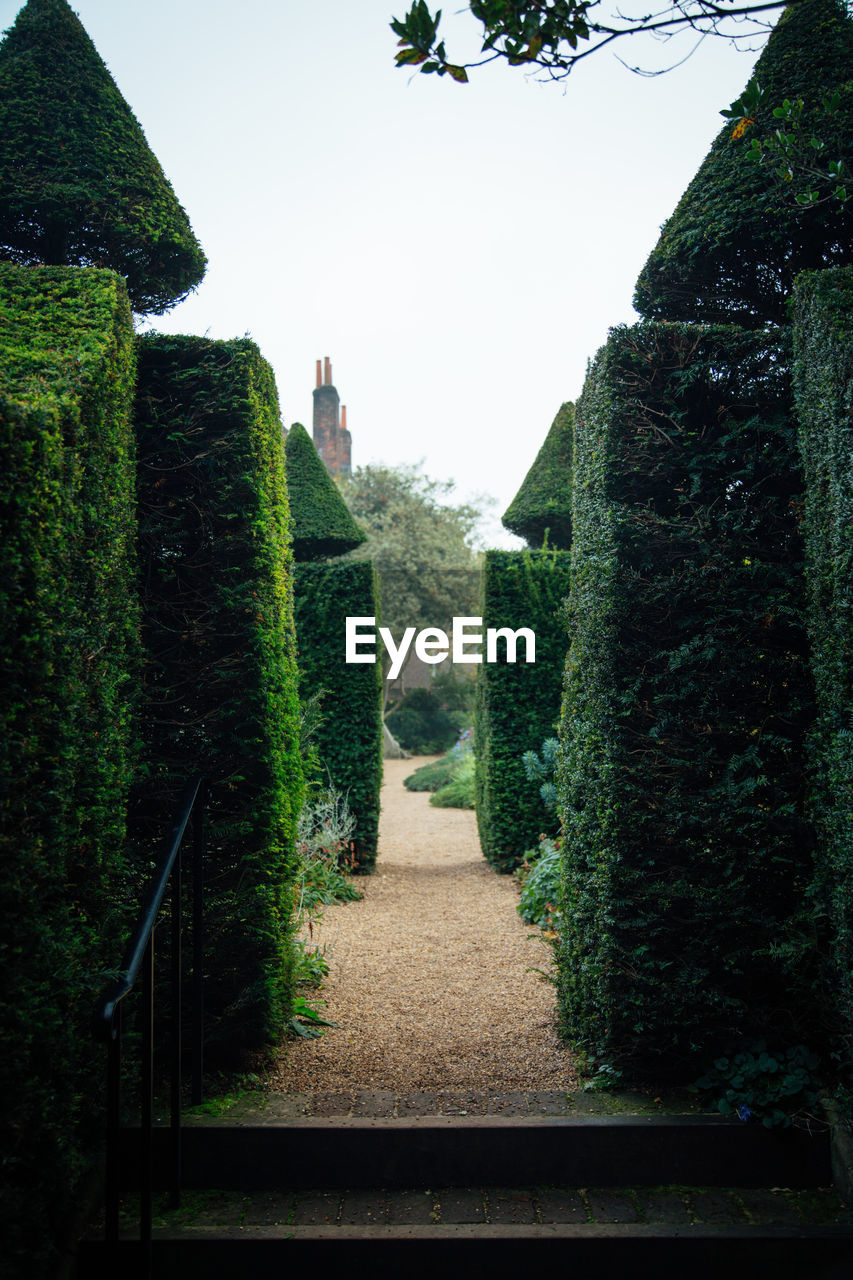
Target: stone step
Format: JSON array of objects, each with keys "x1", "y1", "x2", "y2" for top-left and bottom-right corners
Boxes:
[
  {"x1": 77, "y1": 1222, "x2": 853, "y2": 1279},
  {"x1": 119, "y1": 1114, "x2": 831, "y2": 1190}
]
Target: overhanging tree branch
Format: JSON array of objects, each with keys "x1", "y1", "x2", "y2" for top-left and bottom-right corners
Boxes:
[{"x1": 391, "y1": 0, "x2": 798, "y2": 83}]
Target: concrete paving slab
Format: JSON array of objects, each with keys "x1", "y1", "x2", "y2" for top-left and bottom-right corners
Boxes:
[
  {"x1": 738, "y1": 1188, "x2": 808, "y2": 1225},
  {"x1": 528, "y1": 1091, "x2": 574, "y2": 1116},
  {"x1": 387, "y1": 1191, "x2": 438, "y2": 1224},
  {"x1": 352, "y1": 1091, "x2": 398, "y2": 1117},
  {"x1": 340, "y1": 1190, "x2": 390, "y2": 1225},
  {"x1": 436, "y1": 1189, "x2": 487, "y2": 1223},
  {"x1": 396, "y1": 1092, "x2": 444, "y2": 1116},
  {"x1": 437, "y1": 1090, "x2": 486, "y2": 1115},
  {"x1": 484, "y1": 1092, "x2": 530, "y2": 1116},
  {"x1": 290, "y1": 1191, "x2": 341, "y2": 1225},
  {"x1": 310, "y1": 1092, "x2": 355, "y2": 1117},
  {"x1": 638, "y1": 1190, "x2": 692, "y2": 1224},
  {"x1": 536, "y1": 1188, "x2": 588, "y2": 1223},
  {"x1": 688, "y1": 1189, "x2": 748, "y2": 1224},
  {"x1": 488, "y1": 1189, "x2": 538, "y2": 1224},
  {"x1": 240, "y1": 1192, "x2": 295, "y2": 1226},
  {"x1": 587, "y1": 1189, "x2": 640, "y2": 1223}
]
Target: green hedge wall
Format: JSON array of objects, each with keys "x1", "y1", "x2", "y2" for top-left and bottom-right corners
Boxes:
[
  {"x1": 0, "y1": 265, "x2": 138, "y2": 1279},
  {"x1": 284, "y1": 421, "x2": 366, "y2": 560},
  {"x1": 502, "y1": 402, "x2": 574, "y2": 549},
  {"x1": 633, "y1": 0, "x2": 853, "y2": 328},
  {"x1": 560, "y1": 322, "x2": 814, "y2": 1081},
  {"x1": 475, "y1": 549, "x2": 572, "y2": 872},
  {"x1": 134, "y1": 334, "x2": 303, "y2": 1054},
  {"x1": 0, "y1": 0, "x2": 207, "y2": 314},
  {"x1": 793, "y1": 266, "x2": 853, "y2": 1057},
  {"x1": 293, "y1": 561, "x2": 383, "y2": 871}
]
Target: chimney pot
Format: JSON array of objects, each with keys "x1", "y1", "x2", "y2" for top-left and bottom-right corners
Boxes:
[
  {"x1": 315, "y1": 359, "x2": 322, "y2": 388},
  {"x1": 324, "y1": 356, "x2": 332, "y2": 386}
]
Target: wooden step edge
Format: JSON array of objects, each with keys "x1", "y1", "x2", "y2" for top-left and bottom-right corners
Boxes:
[
  {"x1": 85, "y1": 1222, "x2": 853, "y2": 1240},
  {"x1": 75, "y1": 1224, "x2": 853, "y2": 1280}
]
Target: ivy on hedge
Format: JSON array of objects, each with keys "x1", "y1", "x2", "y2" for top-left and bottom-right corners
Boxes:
[
  {"x1": 293, "y1": 561, "x2": 383, "y2": 871},
  {"x1": 0, "y1": 265, "x2": 138, "y2": 1279},
  {"x1": 792, "y1": 266, "x2": 853, "y2": 1058},
  {"x1": 560, "y1": 321, "x2": 815, "y2": 1080},
  {"x1": 475, "y1": 549, "x2": 572, "y2": 873},
  {"x1": 502, "y1": 402, "x2": 574, "y2": 549},
  {"x1": 134, "y1": 334, "x2": 303, "y2": 1054}
]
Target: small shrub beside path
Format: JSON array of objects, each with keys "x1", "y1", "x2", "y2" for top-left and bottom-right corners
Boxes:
[{"x1": 272, "y1": 759, "x2": 578, "y2": 1092}]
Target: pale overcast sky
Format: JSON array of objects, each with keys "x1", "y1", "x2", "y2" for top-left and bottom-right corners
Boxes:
[{"x1": 1, "y1": 0, "x2": 775, "y2": 545}]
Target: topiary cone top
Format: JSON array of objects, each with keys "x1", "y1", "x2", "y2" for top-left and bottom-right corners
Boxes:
[
  {"x1": 634, "y1": 0, "x2": 853, "y2": 328},
  {"x1": 285, "y1": 422, "x2": 367, "y2": 560},
  {"x1": 502, "y1": 401, "x2": 574, "y2": 548},
  {"x1": 0, "y1": 0, "x2": 206, "y2": 314}
]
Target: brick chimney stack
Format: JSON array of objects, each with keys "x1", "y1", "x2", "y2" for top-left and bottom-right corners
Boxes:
[
  {"x1": 339, "y1": 404, "x2": 352, "y2": 475},
  {"x1": 312, "y1": 357, "x2": 351, "y2": 477}
]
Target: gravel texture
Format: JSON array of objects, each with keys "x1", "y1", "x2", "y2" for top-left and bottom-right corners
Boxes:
[{"x1": 273, "y1": 758, "x2": 578, "y2": 1093}]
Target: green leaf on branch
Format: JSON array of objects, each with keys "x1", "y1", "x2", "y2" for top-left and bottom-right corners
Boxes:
[{"x1": 395, "y1": 47, "x2": 429, "y2": 65}]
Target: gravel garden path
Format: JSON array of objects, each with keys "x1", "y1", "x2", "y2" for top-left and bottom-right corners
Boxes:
[{"x1": 272, "y1": 758, "x2": 578, "y2": 1093}]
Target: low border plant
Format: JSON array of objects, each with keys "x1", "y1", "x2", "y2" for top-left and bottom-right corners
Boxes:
[
  {"x1": 695, "y1": 1040, "x2": 820, "y2": 1127},
  {"x1": 289, "y1": 786, "x2": 361, "y2": 1036},
  {"x1": 516, "y1": 835, "x2": 562, "y2": 933},
  {"x1": 430, "y1": 750, "x2": 476, "y2": 809}
]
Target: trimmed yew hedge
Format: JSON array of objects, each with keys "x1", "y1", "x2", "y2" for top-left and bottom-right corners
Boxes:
[
  {"x1": 793, "y1": 266, "x2": 853, "y2": 1056},
  {"x1": 634, "y1": 0, "x2": 853, "y2": 328},
  {"x1": 0, "y1": 0, "x2": 206, "y2": 313},
  {"x1": 559, "y1": 322, "x2": 814, "y2": 1080},
  {"x1": 293, "y1": 561, "x2": 383, "y2": 871},
  {"x1": 284, "y1": 421, "x2": 366, "y2": 560},
  {"x1": 475, "y1": 549, "x2": 572, "y2": 872},
  {"x1": 0, "y1": 265, "x2": 138, "y2": 1279},
  {"x1": 134, "y1": 334, "x2": 303, "y2": 1053},
  {"x1": 502, "y1": 402, "x2": 574, "y2": 549}
]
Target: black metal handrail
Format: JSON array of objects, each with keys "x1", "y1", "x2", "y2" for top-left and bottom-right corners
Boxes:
[{"x1": 92, "y1": 774, "x2": 207, "y2": 1277}]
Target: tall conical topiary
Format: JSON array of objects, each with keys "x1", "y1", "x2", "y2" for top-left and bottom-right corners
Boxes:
[
  {"x1": 285, "y1": 422, "x2": 367, "y2": 560},
  {"x1": 634, "y1": 0, "x2": 853, "y2": 327},
  {"x1": 0, "y1": 0, "x2": 206, "y2": 314},
  {"x1": 502, "y1": 402, "x2": 573, "y2": 548}
]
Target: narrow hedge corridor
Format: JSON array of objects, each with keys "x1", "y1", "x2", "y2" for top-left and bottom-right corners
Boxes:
[{"x1": 273, "y1": 759, "x2": 578, "y2": 1093}]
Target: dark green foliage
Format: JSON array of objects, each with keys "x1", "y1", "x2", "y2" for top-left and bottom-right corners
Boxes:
[
  {"x1": 560, "y1": 322, "x2": 814, "y2": 1081},
  {"x1": 634, "y1": 0, "x2": 853, "y2": 327},
  {"x1": 475, "y1": 549, "x2": 572, "y2": 872},
  {"x1": 517, "y1": 836, "x2": 562, "y2": 931},
  {"x1": 284, "y1": 421, "x2": 367, "y2": 560},
  {"x1": 0, "y1": 265, "x2": 137, "y2": 1279},
  {"x1": 0, "y1": 0, "x2": 206, "y2": 313},
  {"x1": 792, "y1": 266, "x2": 853, "y2": 1061},
  {"x1": 502, "y1": 402, "x2": 574, "y2": 548},
  {"x1": 293, "y1": 561, "x2": 383, "y2": 871},
  {"x1": 386, "y1": 686, "x2": 461, "y2": 754},
  {"x1": 696, "y1": 1040, "x2": 820, "y2": 1128},
  {"x1": 134, "y1": 334, "x2": 303, "y2": 1053}
]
